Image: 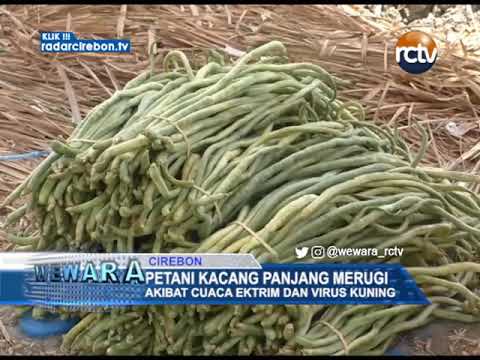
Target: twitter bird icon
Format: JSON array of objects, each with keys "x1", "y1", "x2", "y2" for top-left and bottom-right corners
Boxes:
[{"x1": 295, "y1": 247, "x2": 309, "y2": 259}]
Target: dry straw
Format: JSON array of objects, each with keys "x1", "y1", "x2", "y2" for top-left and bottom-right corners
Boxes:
[{"x1": 0, "y1": 5, "x2": 479, "y2": 200}]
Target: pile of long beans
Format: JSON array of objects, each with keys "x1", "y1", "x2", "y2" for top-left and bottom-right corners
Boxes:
[{"x1": 3, "y1": 41, "x2": 480, "y2": 355}]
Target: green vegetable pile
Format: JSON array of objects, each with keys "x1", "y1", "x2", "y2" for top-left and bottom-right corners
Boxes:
[{"x1": 3, "y1": 41, "x2": 480, "y2": 355}]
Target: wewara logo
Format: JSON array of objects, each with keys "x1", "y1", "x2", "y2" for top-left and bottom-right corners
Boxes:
[{"x1": 395, "y1": 31, "x2": 438, "y2": 74}]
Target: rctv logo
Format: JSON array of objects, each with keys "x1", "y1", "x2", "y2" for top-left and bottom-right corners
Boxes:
[{"x1": 395, "y1": 31, "x2": 438, "y2": 74}]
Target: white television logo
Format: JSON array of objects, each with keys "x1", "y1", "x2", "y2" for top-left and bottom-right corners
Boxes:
[{"x1": 396, "y1": 44, "x2": 437, "y2": 64}]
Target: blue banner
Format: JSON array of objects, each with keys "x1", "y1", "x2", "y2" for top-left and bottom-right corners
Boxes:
[
  {"x1": 40, "y1": 32, "x2": 130, "y2": 53},
  {"x1": 0, "y1": 253, "x2": 429, "y2": 307}
]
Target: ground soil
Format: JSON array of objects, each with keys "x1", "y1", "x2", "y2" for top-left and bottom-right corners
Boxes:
[{"x1": 0, "y1": 307, "x2": 63, "y2": 355}]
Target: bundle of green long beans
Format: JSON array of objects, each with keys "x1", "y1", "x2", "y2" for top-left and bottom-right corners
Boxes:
[{"x1": 3, "y1": 41, "x2": 480, "y2": 355}]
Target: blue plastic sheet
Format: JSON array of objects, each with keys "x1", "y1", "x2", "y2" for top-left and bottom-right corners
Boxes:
[
  {"x1": 19, "y1": 311, "x2": 79, "y2": 338},
  {"x1": 0, "y1": 151, "x2": 50, "y2": 161}
]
